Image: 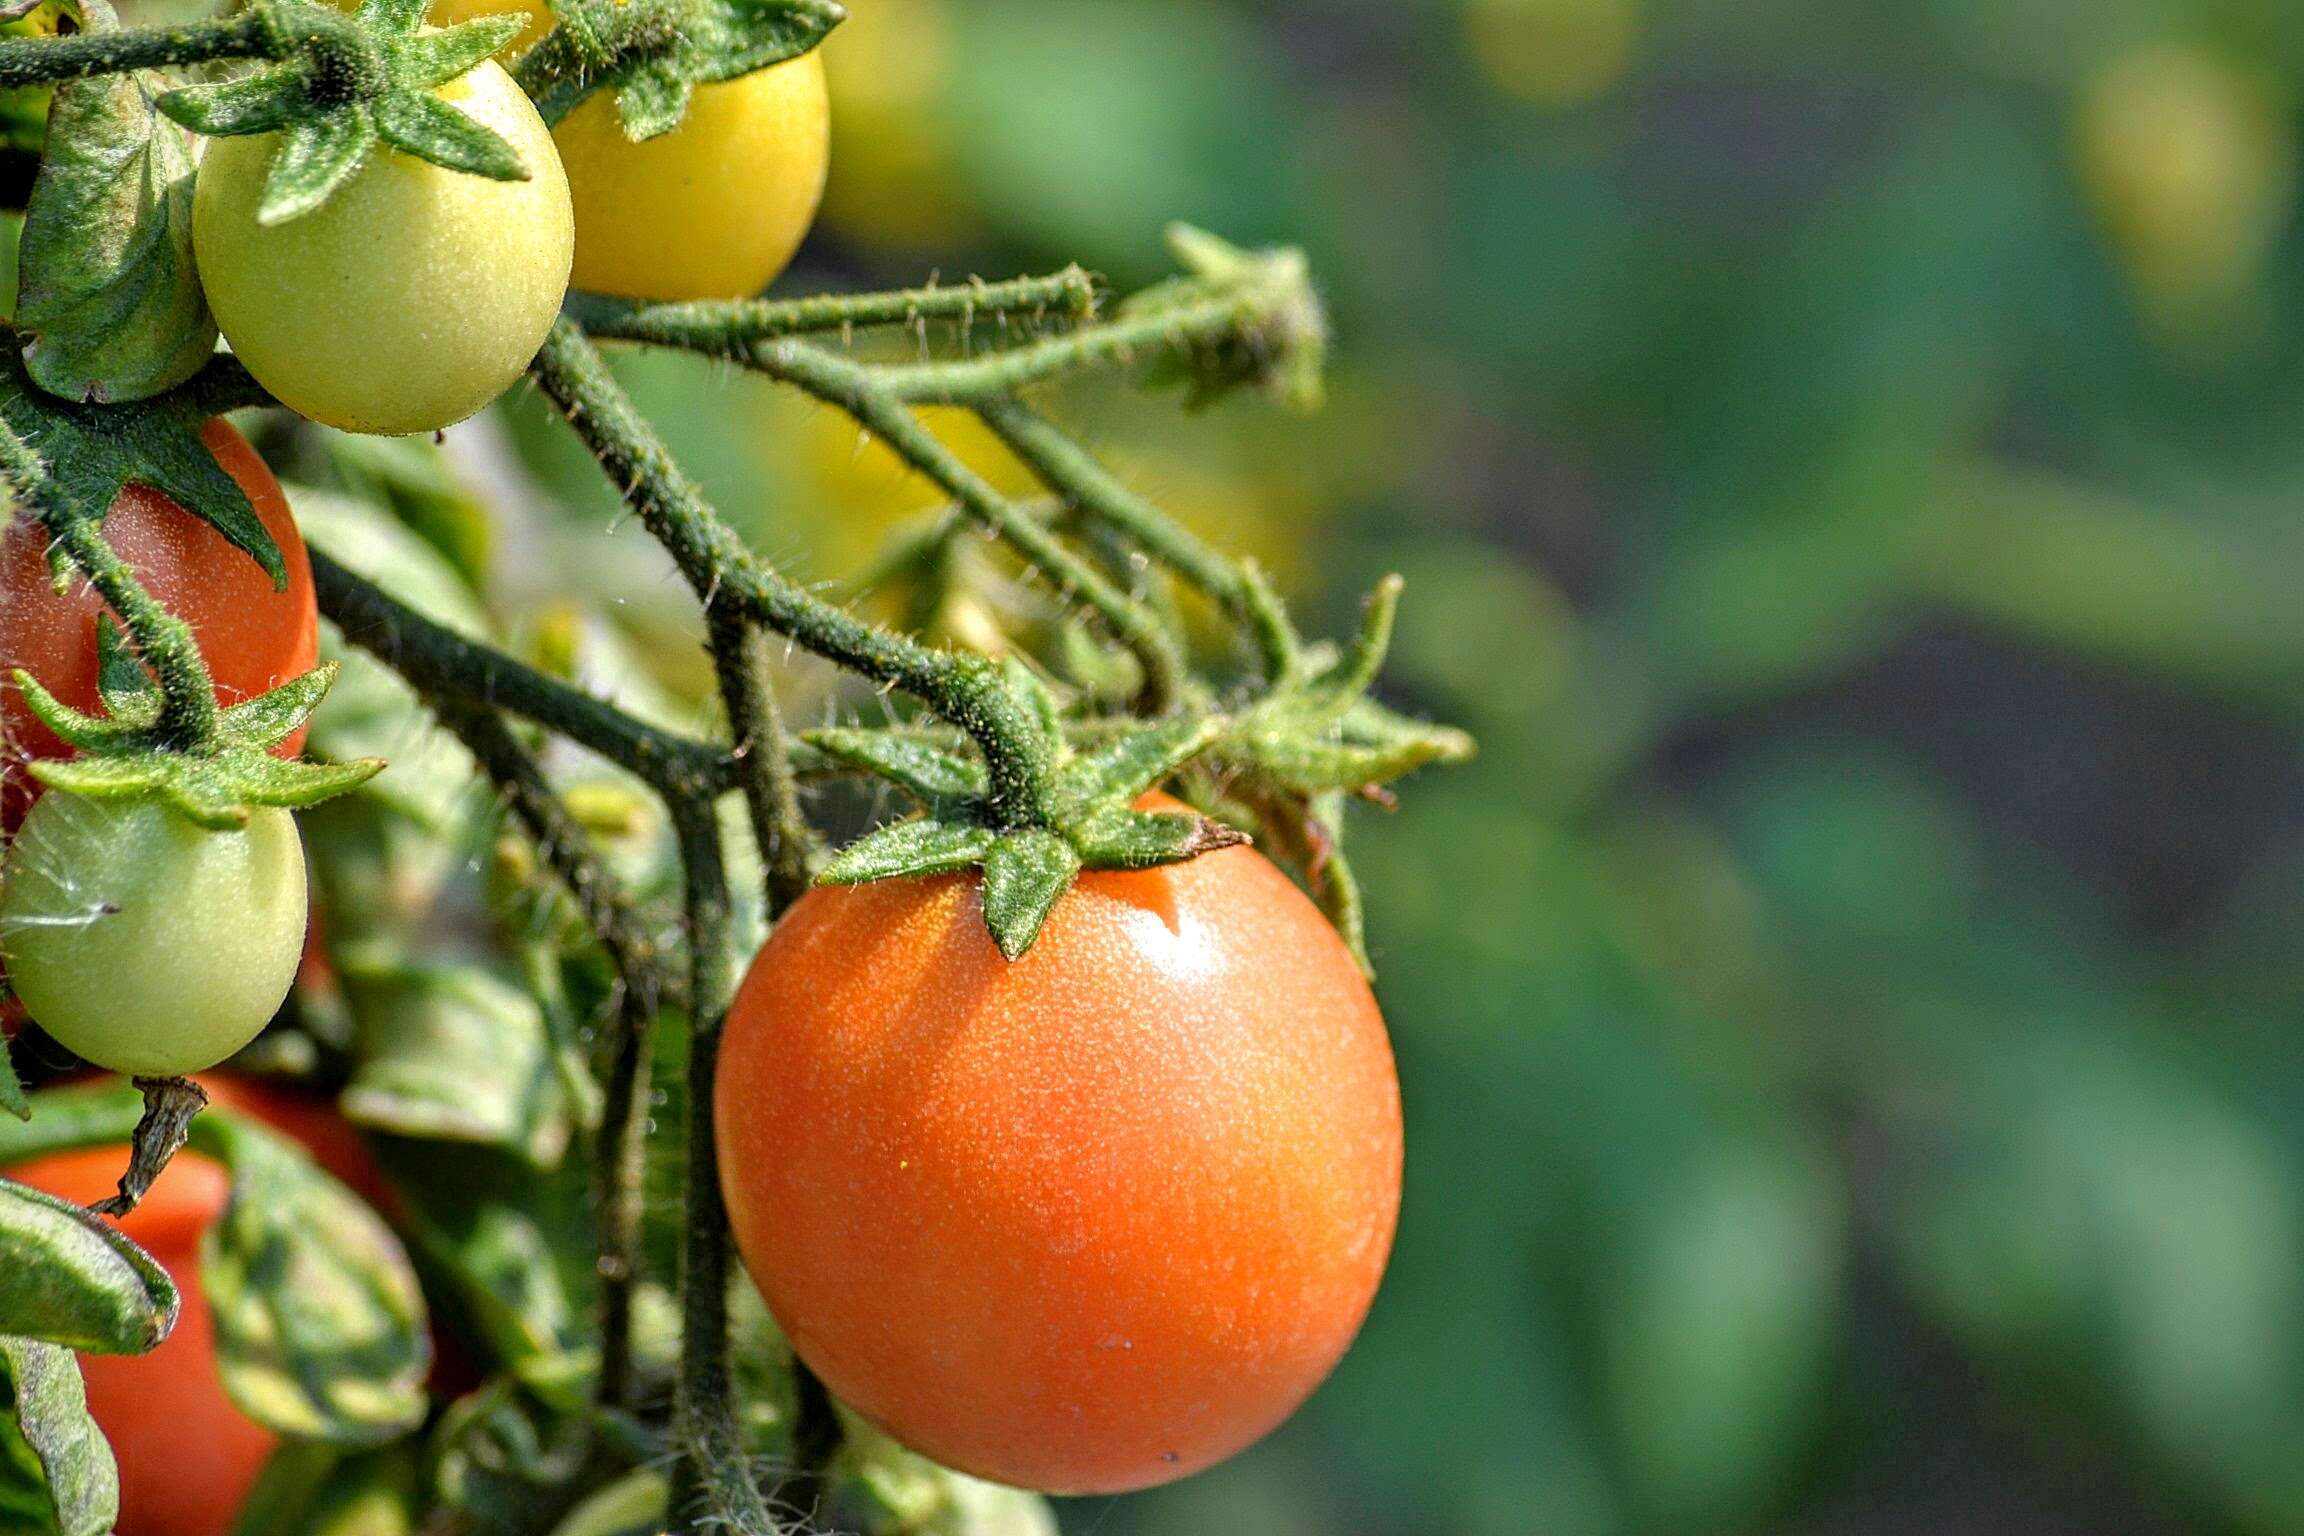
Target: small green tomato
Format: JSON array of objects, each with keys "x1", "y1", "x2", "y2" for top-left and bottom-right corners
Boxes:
[
  {"x1": 191, "y1": 60, "x2": 574, "y2": 436},
  {"x1": 0, "y1": 794, "x2": 308, "y2": 1077}
]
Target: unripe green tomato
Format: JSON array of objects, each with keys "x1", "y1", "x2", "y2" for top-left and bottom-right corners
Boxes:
[
  {"x1": 0, "y1": 795, "x2": 308, "y2": 1077},
  {"x1": 191, "y1": 61, "x2": 573, "y2": 435}
]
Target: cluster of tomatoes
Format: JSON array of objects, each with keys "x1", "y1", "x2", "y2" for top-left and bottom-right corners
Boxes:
[{"x1": 3, "y1": 5, "x2": 1407, "y2": 1528}]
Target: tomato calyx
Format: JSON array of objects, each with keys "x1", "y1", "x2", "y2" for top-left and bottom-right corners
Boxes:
[
  {"x1": 816, "y1": 664, "x2": 1246, "y2": 960},
  {"x1": 15, "y1": 622, "x2": 379, "y2": 829},
  {"x1": 515, "y1": 0, "x2": 843, "y2": 138},
  {"x1": 0, "y1": 332, "x2": 281, "y2": 578},
  {"x1": 1128, "y1": 225, "x2": 1331, "y2": 412},
  {"x1": 159, "y1": 0, "x2": 533, "y2": 225}
]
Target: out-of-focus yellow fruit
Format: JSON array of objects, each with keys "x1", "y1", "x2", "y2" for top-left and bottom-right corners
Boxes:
[
  {"x1": 1463, "y1": 0, "x2": 1639, "y2": 107},
  {"x1": 2076, "y1": 45, "x2": 2295, "y2": 333},
  {"x1": 820, "y1": 0, "x2": 980, "y2": 251}
]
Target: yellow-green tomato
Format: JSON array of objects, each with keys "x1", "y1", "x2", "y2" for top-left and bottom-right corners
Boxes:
[
  {"x1": 554, "y1": 50, "x2": 830, "y2": 300},
  {"x1": 0, "y1": 795, "x2": 307, "y2": 1077},
  {"x1": 192, "y1": 61, "x2": 573, "y2": 435}
]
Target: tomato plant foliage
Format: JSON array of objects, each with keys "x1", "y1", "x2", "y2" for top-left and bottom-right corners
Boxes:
[{"x1": 0, "y1": 0, "x2": 1470, "y2": 1532}]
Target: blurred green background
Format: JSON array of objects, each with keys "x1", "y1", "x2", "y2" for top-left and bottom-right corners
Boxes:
[{"x1": 480, "y1": 0, "x2": 2304, "y2": 1530}]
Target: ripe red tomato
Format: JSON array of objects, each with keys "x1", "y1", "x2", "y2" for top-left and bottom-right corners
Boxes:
[
  {"x1": 0, "y1": 419, "x2": 317, "y2": 829},
  {"x1": 3, "y1": 1145, "x2": 272, "y2": 1536},
  {"x1": 713, "y1": 808, "x2": 1403, "y2": 1493}
]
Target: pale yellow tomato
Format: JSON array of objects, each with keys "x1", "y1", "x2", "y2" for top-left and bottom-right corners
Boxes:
[
  {"x1": 193, "y1": 61, "x2": 573, "y2": 435},
  {"x1": 554, "y1": 50, "x2": 830, "y2": 300}
]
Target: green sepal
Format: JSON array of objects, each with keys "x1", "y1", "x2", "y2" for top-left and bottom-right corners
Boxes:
[
  {"x1": 0, "y1": 1336, "x2": 117, "y2": 1536},
  {"x1": 1070, "y1": 806, "x2": 1246, "y2": 870},
  {"x1": 806, "y1": 727, "x2": 985, "y2": 810},
  {"x1": 1000, "y1": 655, "x2": 1064, "y2": 752},
  {"x1": 979, "y1": 830, "x2": 1080, "y2": 962},
  {"x1": 0, "y1": 1178, "x2": 180, "y2": 1355},
  {"x1": 215, "y1": 661, "x2": 345, "y2": 751},
  {"x1": 92, "y1": 617, "x2": 160, "y2": 728},
  {"x1": 0, "y1": 328, "x2": 284, "y2": 585},
  {"x1": 11, "y1": 669, "x2": 152, "y2": 755},
  {"x1": 1050, "y1": 714, "x2": 1221, "y2": 819},
  {"x1": 582, "y1": 0, "x2": 845, "y2": 142},
  {"x1": 30, "y1": 747, "x2": 385, "y2": 830},
  {"x1": 16, "y1": 0, "x2": 217, "y2": 406},
  {"x1": 820, "y1": 818, "x2": 996, "y2": 884},
  {"x1": 156, "y1": 7, "x2": 531, "y2": 225},
  {"x1": 1126, "y1": 225, "x2": 1328, "y2": 412}
]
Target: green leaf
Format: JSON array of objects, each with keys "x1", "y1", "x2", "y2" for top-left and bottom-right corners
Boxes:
[
  {"x1": 225, "y1": 1440, "x2": 421, "y2": 1536},
  {"x1": 0, "y1": 1086, "x2": 143, "y2": 1170},
  {"x1": 373, "y1": 88, "x2": 527, "y2": 180},
  {"x1": 822, "y1": 818, "x2": 997, "y2": 884},
  {"x1": 259, "y1": 110, "x2": 380, "y2": 226},
  {"x1": 0, "y1": 1338, "x2": 116, "y2": 1536},
  {"x1": 0, "y1": 1032, "x2": 23, "y2": 1125},
  {"x1": 979, "y1": 831, "x2": 1080, "y2": 961},
  {"x1": 0, "y1": 1180, "x2": 178, "y2": 1355},
  {"x1": 339, "y1": 962, "x2": 588, "y2": 1166},
  {"x1": 0, "y1": 331, "x2": 284, "y2": 586},
  {"x1": 805, "y1": 728, "x2": 985, "y2": 809},
  {"x1": 16, "y1": 62, "x2": 215, "y2": 404},
  {"x1": 847, "y1": 1422, "x2": 1059, "y2": 1536},
  {"x1": 196, "y1": 1112, "x2": 431, "y2": 1444}
]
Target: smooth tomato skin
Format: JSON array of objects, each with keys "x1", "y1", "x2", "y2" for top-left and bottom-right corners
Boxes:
[
  {"x1": 0, "y1": 419, "x2": 316, "y2": 830},
  {"x1": 553, "y1": 51, "x2": 830, "y2": 300},
  {"x1": 714, "y1": 827, "x2": 1403, "y2": 1494},
  {"x1": 192, "y1": 61, "x2": 573, "y2": 435},
  {"x1": 3, "y1": 1145, "x2": 274, "y2": 1536},
  {"x1": 0, "y1": 797, "x2": 307, "y2": 1077}
]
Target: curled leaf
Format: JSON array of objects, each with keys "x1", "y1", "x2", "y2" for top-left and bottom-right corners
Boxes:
[
  {"x1": 0, "y1": 1337, "x2": 117, "y2": 1536},
  {"x1": 0, "y1": 1179, "x2": 179, "y2": 1355}
]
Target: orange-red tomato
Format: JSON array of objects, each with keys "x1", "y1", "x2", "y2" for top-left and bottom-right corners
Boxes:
[
  {"x1": 714, "y1": 813, "x2": 1403, "y2": 1493},
  {"x1": 4, "y1": 1145, "x2": 272, "y2": 1536},
  {"x1": 2, "y1": 1078, "x2": 404, "y2": 1536},
  {"x1": 0, "y1": 419, "x2": 316, "y2": 829}
]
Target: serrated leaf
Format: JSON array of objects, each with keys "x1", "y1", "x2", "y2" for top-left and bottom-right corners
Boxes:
[
  {"x1": 0, "y1": 1338, "x2": 116, "y2": 1536},
  {"x1": 821, "y1": 818, "x2": 995, "y2": 884},
  {"x1": 197, "y1": 1112, "x2": 430, "y2": 1444},
  {"x1": 395, "y1": 13, "x2": 524, "y2": 84},
  {"x1": 17, "y1": 62, "x2": 216, "y2": 403},
  {"x1": 259, "y1": 110, "x2": 379, "y2": 226},
  {"x1": 156, "y1": 72, "x2": 302, "y2": 137},
  {"x1": 806, "y1": 728, "x2": 985, "y2": 808},
  {"x1": 979, "y1": 831, "x2": 1080, "y2": 961},
  {"x1": 0, "y1": 1179, "x2": 179, "y2": 1355},
  {"x1": 373, "y1": 88, "x2": 526, "y2": 180}
]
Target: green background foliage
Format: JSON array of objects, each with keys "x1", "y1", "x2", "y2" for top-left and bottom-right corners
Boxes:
[{"x1": 763, "y1": 0, "x2": 2304, "y2": 1531}]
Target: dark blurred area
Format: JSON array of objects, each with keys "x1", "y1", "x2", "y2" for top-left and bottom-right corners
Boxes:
[{"x1": 760, "y1": 1, "x2": 2304, "y2": 1532}]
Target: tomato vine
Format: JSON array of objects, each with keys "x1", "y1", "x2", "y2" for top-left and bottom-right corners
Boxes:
[{"x1": 0, "y1": 0, "x2": 1472, "y2": 1530}]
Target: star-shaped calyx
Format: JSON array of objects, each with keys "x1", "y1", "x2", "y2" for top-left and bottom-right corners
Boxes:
[
  {"x1": 0, "y1": 333, "x2": 282, "y2": 585},
  {"x1": 809, "y1": 662, "x2": 1245, "y2": 961},
  {"x1": 525, "y1": 0, "x2": 844, "y2": 140},
  {"x1": 157, "y1": 0, "x2": 531, "y2": 224},
  {"x1": 15, "y1": 621, "x2": 381, "y2": 829}
]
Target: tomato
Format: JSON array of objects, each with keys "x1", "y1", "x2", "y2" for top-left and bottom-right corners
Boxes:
[
  {"x1": 0, "y1": 795, "x2": 307, "y2": 1077},
  {"x1": 554, "y1": 50, "x2": 829, "y2": 300},
  {"x1": 3, "y1": 1145, "x2": 272, "y2": 1536},
  {"x1": 191, "y1": 61, "x2": 573, "y2": 435},
  {"x1": 1, "y1": 419, "x2": 317, "y2": 832},
  {"x1": 713, "y1": 805, "x2": 1403, "y2": 1493}
]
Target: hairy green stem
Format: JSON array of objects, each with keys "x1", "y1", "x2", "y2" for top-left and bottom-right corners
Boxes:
[
  {"x1": 566, "y1": 267, "x2": 1098, "y2": 354},
  {"x1": 976, "y1": 397, "x2": 1301, "y2": 682},
  {"x1": 709, "y1": 614, "x2": 816, "y2": 913},
  {"x1": 530, "y1": 319, "x2": 1059, "y2": 828},
  {"x1": 0, "y1": 421, "x2": 221, "y2": 751},
  {"x1": 312, "y1": 548, "x2": 734, "y2": 797},
  {"x1": 0, "y1": 2, "x2": 367, "y2": 88},
  {"x1": 755, "y1": 341, "x2": 1189, "y2": 711}
]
